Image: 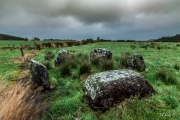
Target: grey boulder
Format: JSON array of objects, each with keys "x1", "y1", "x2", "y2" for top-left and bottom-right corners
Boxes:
[
  {"x1": 90, "y1": 48, "x2": 112, "y2": 61},
  {"x1": 54, "y1": 49, "x2": 69, "y2": 66},
  {"x1": 30, "y1": 60, "x2": 50, "y2": 89},
  {"x1": 84, "y1": 70, "x2": 155, "y2": 109},
  {"x1": 127, "y1": 53, "x2": 145, "y2": 72}
]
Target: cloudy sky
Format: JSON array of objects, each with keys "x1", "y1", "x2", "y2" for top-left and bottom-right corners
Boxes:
[{"x1": 0, "y1": 0, "x2": 180, "y2": 40}]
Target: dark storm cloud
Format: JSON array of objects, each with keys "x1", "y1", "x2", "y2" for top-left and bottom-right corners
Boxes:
[{"x1": 0, "y1": 0, "x2": 180, "y2": 40}]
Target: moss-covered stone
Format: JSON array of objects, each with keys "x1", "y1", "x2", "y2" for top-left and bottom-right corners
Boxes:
[{"x1": 30, "y1": 60, "x2": 50, "y2": 89}]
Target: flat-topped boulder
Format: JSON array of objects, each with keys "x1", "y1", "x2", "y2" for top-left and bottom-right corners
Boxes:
[
  {"x1": 54, "y1": 49, "x2": 69, "y2": 66},
  {"x1": 30, "y1": 60, "x2": 50, "y2": 89},
  {"x1": 90, "y1": 48, "x2": 112, "y2": 61},
  {"x1": 84, "y1": 70, "x2": 155, "y2": 109},
  {"x1": 127, "y1": 53, "x2": 145, "y2": 72}
]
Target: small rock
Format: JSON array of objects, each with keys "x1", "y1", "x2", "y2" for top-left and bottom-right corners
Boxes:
[
  {"x1": 84, "y1": 70, "x2": 155, "y2": 109},
  {"x1": 127, "y1": 53, "x2": 145, "y2": 72},
  {"x1": 30, "y1": 60, "x2": 50, "y2": 89},
  {"x1": 54, "y1": 49, "x2": 69, "y2": 66},
  {"x1": 90, "y1": 48, "x2": 112, "y2": 61}
]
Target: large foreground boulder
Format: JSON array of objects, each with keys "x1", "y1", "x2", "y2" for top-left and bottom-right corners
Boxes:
[
  {"x1": 54, "y1": 50, "x2": 69, "y2": 66},
  {"x1": 30, "y1": 60, "x2": 50, "y2": 89},
  {"x1": 90, "y1": 48, "x2": 112, "y2": 61},
  {"x1": 127, "y1": 53, "x2": 145, "y2": 72},
  {"x1": 84, "y1": 70, "x2": 155, "y2": 109}
]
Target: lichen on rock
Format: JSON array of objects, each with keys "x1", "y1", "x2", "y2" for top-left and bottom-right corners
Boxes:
[
  {"x1": 54, "y1": 49, "x2": 69, "y2": 66},
  {"x1": 84, "y1": 70, "x2": 155, "y2": 109},
  {"x1": 90, "y1": 48, "x2": 112, "y2": 61},
  {"x1": 127, "y1": 53, "x2": 146, "y2": 72}
]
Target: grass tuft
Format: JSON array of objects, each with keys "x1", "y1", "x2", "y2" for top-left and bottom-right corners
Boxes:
[
  {"x1": 174, "y1": 63, "x2": 179, "y2": 70},
  {"x1": 91, "y1": 59, "x2": 100, "y2": 66},
  {"x1": 42, "y1": 61, "x2": 52, "y2": 70},
  {"x1": 44, "y1": 51, "x2": 55, "y2": 61},
  {"x1": 167, "y1": 75, "x2": 177, "y2": 85},
  {"x1": 79, "y1": 63, "x2": 91, "y2": 76},
  {"x1": 162, "y1": 96, "x2": 179, "y2": 109},
  {"x1": 156, "y1": 68, "x2": 177, "y2": 85},
  {"x1": 119, "y1": 52, "x2": 130, "y2": 68},
  {"x1": 156, "y1": 68, "x2": 167, "y2": 80},
  {"x1": 101, "y1": 60, "x2": 114, "y2": 71},
  {"x1": 60, "y1": 63, "x2": 71, "y2": 77}
]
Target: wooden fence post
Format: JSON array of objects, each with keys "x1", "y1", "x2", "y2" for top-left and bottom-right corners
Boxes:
[{"x1": 20, "y1": 47, "x2": 24, "y2": 57}]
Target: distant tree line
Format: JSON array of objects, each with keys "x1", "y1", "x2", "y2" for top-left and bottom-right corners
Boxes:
[
  {"x1": 43, "y1": 38, "x2": 76, "y2": 42},
  {"x1": 1, "y1": 33, "x2": 180, "y2": 42},
  {"x1": 0, "y1": 34, "x2": 28, "y2": 41}
]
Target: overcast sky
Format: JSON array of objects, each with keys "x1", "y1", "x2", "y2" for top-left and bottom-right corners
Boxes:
[{"x1": 0, "y1": 0, "x2": 180, "y2": 40}]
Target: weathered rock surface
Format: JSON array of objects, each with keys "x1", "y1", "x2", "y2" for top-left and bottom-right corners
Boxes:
[
  {"x1": 84, "y1": 70, "x2": 155, "y2": 109},
  {"x1": 127, "y1": 53, "x2": 145, "y2": 72},
  {"x1": 54, "y1": 49, "x2": 69, "y2": 66},
  {"x1": 30, "y1": 60, "x2": 50, "y2": 89},
  {"x1": 90, "y1": 48, "x2": 112, "y2": 61}
]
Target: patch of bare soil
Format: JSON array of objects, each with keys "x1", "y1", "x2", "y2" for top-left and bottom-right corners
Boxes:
[{"x1": 0, "y1": 83, "x2": 5, "y2": 93}]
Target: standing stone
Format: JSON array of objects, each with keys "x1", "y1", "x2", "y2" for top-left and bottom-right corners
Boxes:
[
  {"x1": 30, "y1": 60, "x2": 50, "y2": 89},
  {"x1": 90, "y1": 48, "x2": 112, "y2": 61},
  {"x1": 54, "y1": 50, "x2": 69, "y2": 66},
  {"x1": 127, "y1": 53, "x2": 145, "y2": 72},
  {"x1": 84, "y1": 70, "x2": 155, "y2": 109}
]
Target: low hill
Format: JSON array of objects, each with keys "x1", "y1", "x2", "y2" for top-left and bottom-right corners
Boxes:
[
  {"x1": 0, "y1": 34, "x2": 28, "y2": 41},
  {"x1": 155, "y1": 34, "x2": 180, "y2": 42}
]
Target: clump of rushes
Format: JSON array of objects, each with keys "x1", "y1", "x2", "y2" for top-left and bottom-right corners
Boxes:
[
  {"x1": 101, "y1": 60, "x2": 114, "y2": 71},
  {"x1": 120, "y1": 52, "x2": 130, "y2": 68},
  {"x1": 156, "y1": 68, "x2": 177, "y2": 85},
  {"x1": 76, "y1": 53, "x2": 89, "y2": 64},
  {"x1": 167, "y1": 75, "x2": 177, "y2": 85},
  {"x1": 114, "y1": 56, "x2": 119, "y2": 62},
  {"x1": 91, "y1": 58, "x2": 100, "y2": 66},
  {"x1": 68, "y1": 55, "x2": 78, "y2": 69},
  {"x1": 82, "y1": 54, "x2": 89, "y2": 62},
  {"x1": 162, "y1": 96, "x2": 179, "y2": 109},
  {"x1": 156, "y1": 68, "x2": 167, "y2": 80},
  {"x1": 174, "y1": 63, "x2": 179, "y2": 70},
  {"x1": 44, "y1": 51, "x2": 55, "y2": 61},
  {"x1": 79, "y1": 63, "x2": 91, "y2": 76},
  {"x1": 78, "y1": 53, "x2": 83, "y2": 58},
  {"x1": 42, "y1": 61, "x2": 52, "y2": 70},
  {"x1": 70, "y1": 61, "x2": 78, "y2": 69},
  {"x1": 60, "y1": 63, "x2": 71, "y2": 77}
]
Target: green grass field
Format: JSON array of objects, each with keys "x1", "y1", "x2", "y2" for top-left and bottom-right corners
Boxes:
[
  {"x1": 0, "y1": 40, "x2": 39, "y2": 47},
  {"x1": 0, "y1": 41, "x2": 180, "y2": 119},
  {"x1": 0, "y1": 40, "x2": 72, "y2": 47}
]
